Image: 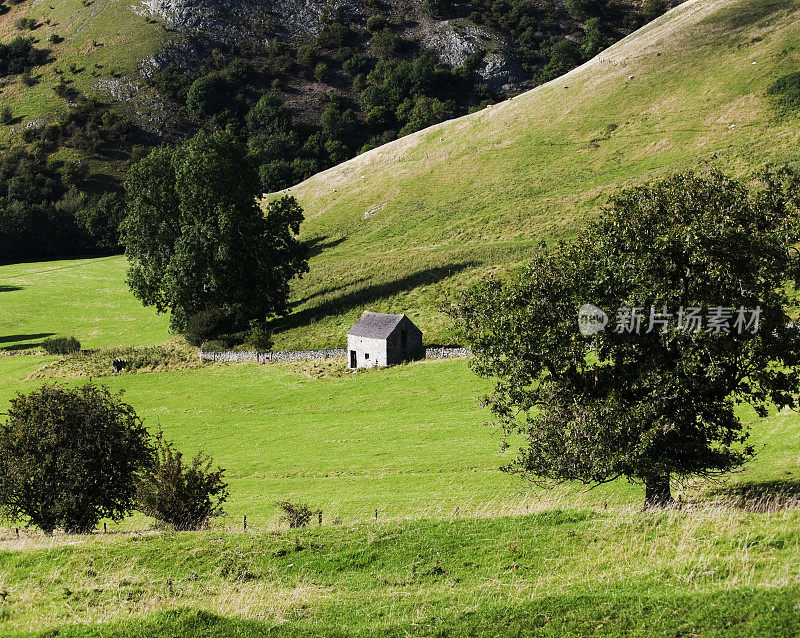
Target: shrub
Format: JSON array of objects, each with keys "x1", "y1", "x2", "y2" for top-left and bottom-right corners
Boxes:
[
  {"x1": 244, "y1": 321, "x2": 273, "y2": 353},
  {"x1": 200, "y1": 339, "x2": 227, "y2": 353},
  {"x1": 0, "y1": 383, "x2": 154, "y2": 534},
  {"x1": 642, "y1": 0, "x2": 668, "y2": 22},
  {"x1": 13, "y1": 17, "x2": 37, "y2": 31},
  {"x1": 314, "y1": 62, "x2": 330, "y2": 82},
  {"x1": 276, "y1": 500, "x2": 315, "y2": 528},
  {"x1": 185, "y1": 308, "x2": 240, "y2": 346},
  {"x1": 366, "y1": 15, "x2": 389, "y2": 32},
  {"x1": 296, "y1": 44, "x2": 317, "y2": 69},
  {"x1": 186, "y1": 73, "x2": 229, "y2": 117},
  {"x1": 369, "y1": 28, "x2": 402, "y2": 58},
  {"x1": 42, "y1": 335, "x2": 81, "y2": 354},
  {"x1": 137, "y1": 433, "x2": 228, "y2": 531}
]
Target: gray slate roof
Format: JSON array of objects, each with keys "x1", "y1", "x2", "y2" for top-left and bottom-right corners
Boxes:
[{"x1": 348, "y1": 312, "x2": 406, "y2": 339}]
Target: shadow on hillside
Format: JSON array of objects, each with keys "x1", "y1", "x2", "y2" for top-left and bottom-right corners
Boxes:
[
  {"x1": 0, "y1": 333, "x2": 54, "y2": 345},
  {"x1": 0, "y1": 285, "x2": 22, "y2": 292},
  {"x1": 705, "y1": 479, "x2": 800, "y2": 513},
  {"x1": 0, "y1": 332, "x2": 55, "y2": 352},
  {"x1": 268, "y1": 261, "x2": 476, "y2": 336},
  {"x1": 290, "y1": 276, "x2": 371, "y2": 309},
  {"x1": 304, "y1": 236, "x2": 347, "y2": 259}
]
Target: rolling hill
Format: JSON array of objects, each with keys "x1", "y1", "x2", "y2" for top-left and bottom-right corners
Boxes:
[
  {"x1": 266, "y1": 0, "x2": 800, "y2": 349},
  {"x1": 0, "y1": 0, "x2": 798, "y2": 351}
]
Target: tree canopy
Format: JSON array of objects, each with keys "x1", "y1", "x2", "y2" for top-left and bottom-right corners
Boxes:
[
  {"x1": 0, "y1": 383, "x2": 154, "y2": 534},
  {"x1": 449, "y1": 168, "x2": 800, "y2": 506},
  {"x1": 122, "y1": 130, "x2": 309, "y2": 333}
]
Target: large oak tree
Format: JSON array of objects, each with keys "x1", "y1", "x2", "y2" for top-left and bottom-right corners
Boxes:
[
  {"x1": 122, "y1": 130, "x2": 308, "y2": 333},
  {"x1": 450, "y1": 168, "x2": 800, "y2": 506}
]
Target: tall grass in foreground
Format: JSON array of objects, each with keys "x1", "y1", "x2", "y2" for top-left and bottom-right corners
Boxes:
[{"x1": 0, "y1": 498, "x2": 798, "y2": 636}]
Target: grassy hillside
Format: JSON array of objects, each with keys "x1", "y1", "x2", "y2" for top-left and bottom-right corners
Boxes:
[
  {"x1": 264, "y1": 0, "x2": 800, "y2": 349},
  {"x1": 2, "y1": 355, "x2": 799, "y2": 527},
  {"x1": 0, "y1": 354, "x2": 799, "y2": 635},
  {"x1": 0, "y1": 0, "x2": 164, "y2": 140},
  {"x1": 1, "y1": 511, "x2": 800, "y2": 636},
  {"x1": 0, "y1": 256, "x2": 169, "y2": 351},
  {"x1": 3, "y1": 1, "x2": 796, "y2": 352}
]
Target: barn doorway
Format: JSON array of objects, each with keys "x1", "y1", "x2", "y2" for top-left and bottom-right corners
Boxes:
[{"x1": 350, "y1": 350, "x2": 357, "y2": 368}]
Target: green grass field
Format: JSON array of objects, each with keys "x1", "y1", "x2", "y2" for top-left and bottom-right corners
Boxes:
[
  {"x1": 2, "y1": 0, "x2": 800, "y2": 634},
  {"x1": 0, "y1": 354, "x2": 799, "y2": 635},
  {"x1": 0, "y1": 256, "x2": 170, "y2": 351}
]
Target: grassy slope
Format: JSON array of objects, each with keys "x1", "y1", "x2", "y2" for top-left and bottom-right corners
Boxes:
[
  {"x1": 0, "y1": 256, "x2": 170, "y2": 351},
  {"x1": 2, "y1": 1, "x2": 798, "y2": 352},
  {"x1": 1, "y1": 508, "x2": 799, "y2": 635},
  {"x1": 0, "y1": 353, "x2": 798, "y2": 634},
  {"x1": 265, "y1": 0, "x2": 800, "y2": 349},
  {"x1": 1, "y1": 355, "x2": 799, "y2": 527},
  {"x1": 0, "y1": 0, "x2": 164, "y2": 143}
]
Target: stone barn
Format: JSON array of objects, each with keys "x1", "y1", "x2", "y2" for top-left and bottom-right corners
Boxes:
[{"x1": 347, "y1": 311, "x2": 424, "y2": 369}]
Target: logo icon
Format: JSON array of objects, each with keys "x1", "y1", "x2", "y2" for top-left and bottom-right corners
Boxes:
[{"x1": 578, "y1": 304, "x2": 608, "y2": 336}]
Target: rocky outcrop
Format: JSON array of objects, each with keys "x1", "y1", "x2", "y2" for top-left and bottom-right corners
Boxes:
[
  {"x1": 419, "y1": 19, "x2": 526, "y2": 92},
  {"x1": 475, "y1": 52, "x2": 526, "y2": 92},
  {"x1": 134, "y1": 0, "x2": 364, "y2": 45}
]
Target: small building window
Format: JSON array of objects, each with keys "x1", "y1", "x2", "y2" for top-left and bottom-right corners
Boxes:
[{"x1": 365, "y1": 353, "x2": 370, "y2": 359}]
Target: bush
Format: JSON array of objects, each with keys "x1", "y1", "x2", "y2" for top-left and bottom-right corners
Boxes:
[
  {"x1": 185, "y1": 308, "x2": 241, "y2": 346},
  {"x1": 0, "y1": 383, "x2": 154, "y2": 534},
  {"x1": 42, "y1": 336, "x2": 81, "y2": 354},
  {"x1": 200, "y1": 339, "x2": 227, "y2": 353},
  {"x1": 186, "y1": 73, "x2": 229, "y2": 117},
  {"x1": 314, "y1": 62, "x2": 330, "y2": 82},
  {"x1": 276, "y1": 500, "x2": 315, "y2": 528},
  {"x1": 244, "y1": 321, "x2": 273, "y2": 353},
  {"x1": 366, "y1": 15, "x2": 389, "y2": 32},
  {"x1": 14, "y1": 17, "x2": 37, "y2": 31},
  {"x1": 642, "y1": 0, "x2": 668, "y2": 22},
  {"x1": 137, "y1": 433, "x2": 228, "y2": 531}
]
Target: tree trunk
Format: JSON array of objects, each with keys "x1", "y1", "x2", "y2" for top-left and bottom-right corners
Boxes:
[{"x1": 644, "y1": 474, "x2": 673, "y2": 508}]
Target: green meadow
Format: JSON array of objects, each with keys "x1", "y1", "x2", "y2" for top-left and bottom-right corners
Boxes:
[
  {"x1": 0, "y1": 257, "x2": 170, "y2": 351},
  {"x1": 0, "y1": 352, "x2": 799, "y2": 635},
  {"x1": 1, "y1": 0, "x2": 800, "y2": 634}
]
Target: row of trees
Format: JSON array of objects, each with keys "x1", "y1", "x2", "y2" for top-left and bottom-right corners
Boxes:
[{"x1": 0, "y1": 383, "x2": 227, "y2": 534}]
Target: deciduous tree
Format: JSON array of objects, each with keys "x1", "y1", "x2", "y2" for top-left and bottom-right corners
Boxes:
[
  {"x1": 122, "y1": 131, "x2": 309, "y2": 334},
  {"x1": 449, "y1": 168, "x2": 800, "y2": 507},
  {"x1": 0, "y1": 383, "x2": 153, "y2": 534}
]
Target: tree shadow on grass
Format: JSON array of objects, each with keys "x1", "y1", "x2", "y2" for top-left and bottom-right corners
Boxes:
[
  {"x1": 705, "y1": 479, "x2": 800, "y2": 513},
  {"x1": 268, "y1": 261, "x2": 476, "y2": 336},
  {"x1": 0, "y1": 285, "x2": 22, "y2": 292},
  {"x1": 304, "y1": 235, "x2": 347, "y2": 259},
  {"x1": 0, "y1": 332, "x2": 55, "y2": 352}
]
